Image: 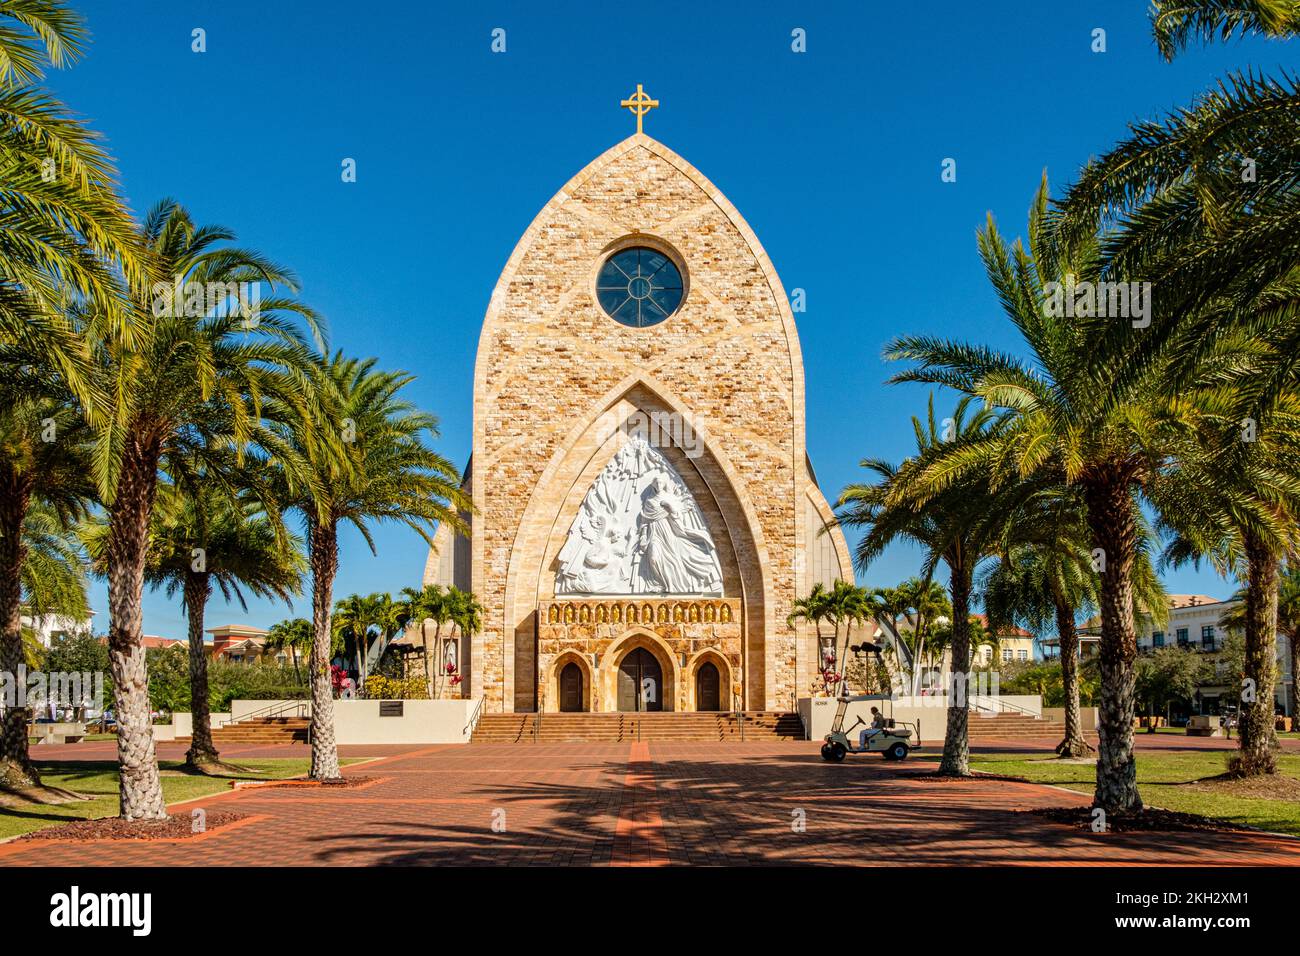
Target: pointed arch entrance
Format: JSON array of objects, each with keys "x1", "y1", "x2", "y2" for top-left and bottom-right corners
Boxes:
[
  {"x1": 695, "y1": 662, "x2": 721, "y2": 711},
  {"x1": 559, "y1": 662, "x2": 584, "y2": 712},
  {"x1": 600, "y1": 629, "x2": 678, "y2": 712},
  {"x1": 617, "y1": 648, "x2": 663, "y2": 712}
]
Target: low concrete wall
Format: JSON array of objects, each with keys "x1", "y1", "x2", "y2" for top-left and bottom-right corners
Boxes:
[
  {"x1": 154, "y1": 712, "x2": 233, "y2": 742},
  {"x1": 225, "y1": 698, "x2": 477, "y2": 744},
  {"x1": 800, "y1": 698, "x2": 946, "y2": 746},
  {"x1": 1043, "y1": 706, "x2": 1098, "y2": 730},
  {"x1": 173, "y1": 712, "x2": 234, "y2": 737},
  {"x1": 799, "y1": 695, "x2": 1050, "y2": 744}
]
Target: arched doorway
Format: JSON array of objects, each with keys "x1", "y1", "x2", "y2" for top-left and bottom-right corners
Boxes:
[
  {"x1": 559, "y1": 662, "x2": 584, "y2": 712},
  {"x1": 617, "y1": 647, "x2": 663, "y2": 712},
  {"x1": 695, "y1": 662, "x2": 721, "y2": 711}
]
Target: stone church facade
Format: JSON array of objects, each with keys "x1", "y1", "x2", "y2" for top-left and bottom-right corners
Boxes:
[{"x1": 421, "y1": 130, "x2": 853, "y2": 714}]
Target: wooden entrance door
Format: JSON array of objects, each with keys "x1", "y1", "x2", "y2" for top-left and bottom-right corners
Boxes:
[
  {"x1": 559, "y1": 662, "x2": 583, "y2": 712},
  {"x1": 695, "y1": 662, "x2": 721, "y2": 711},
  {"x1": 617, "y1": 648, "x2": 663, "y2": 711}
]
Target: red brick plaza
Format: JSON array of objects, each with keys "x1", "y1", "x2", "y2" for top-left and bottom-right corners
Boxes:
[{"x1": 4, "y1": 738, "x2": 1299, "y2": 867}]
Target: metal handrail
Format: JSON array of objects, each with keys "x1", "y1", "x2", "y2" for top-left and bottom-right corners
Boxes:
[
  {"x1": 463, "y1": 696, "x2": 484, "y2": 738},
  {"x1": 232, "y1": 698, "x2": 310, "y2": 725},
  {"x1": 969, "y1": 694, "x2": 1040, "y2": 718},
  {"x1": 533, "y1": 703, "x2": 542, "y2": 744}
]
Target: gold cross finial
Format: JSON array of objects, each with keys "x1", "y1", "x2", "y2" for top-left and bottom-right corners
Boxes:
[{"x1": 620, "y1": 84, "x2": 659, "y2": 134}]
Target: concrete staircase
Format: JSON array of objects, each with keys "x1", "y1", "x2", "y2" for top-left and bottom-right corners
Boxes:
[
  {"x1": 471, "y1": 711, "x2": 805, "y2": 744},
  {"x1": 966, "y1": 712, "x2": 1066, "y2": 738},
  {"x1": 207, "y1": 716, "x2": 310, "y2": 746}
]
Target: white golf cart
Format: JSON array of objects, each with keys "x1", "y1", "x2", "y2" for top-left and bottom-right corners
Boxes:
[{"x1": 820, "y1": 693, "x2": 921, "y2": 762}]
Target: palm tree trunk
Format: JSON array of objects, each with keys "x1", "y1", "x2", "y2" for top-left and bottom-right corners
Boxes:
[
  {"x1": 434, "y1": 624, "x2": 444, "y2": 697},
  {"x1": 182, "y1": 571, "x2": 219, "y2": 767},
  {"x1": 308, "y1": 518, "x2": 341, "y2": 781},
  {"x1": 1290, "y1": 633, "x2": 1299, "y2": 725},
  {"x1": 0, "y1": 474, "x2": 38, "y2": 789},
  {"x1": 1083, "y1": 471, "x2": 1142, "y2": 815},
  {"x1": 1235, "y1": 531, "x2": 1279, "y2": 775},
  {"x1": 912, "y1": 616, "x2": 927, "y2": 698},
  {"x1": 1051, "y1": 585, "x2": 1093, "y2": 757},
  {"x1": 105, "y1": 442, "x2": 169, "y2": 820},
  {"x1": 938, "y1": 563, "x2": 972, "y2": 776}
]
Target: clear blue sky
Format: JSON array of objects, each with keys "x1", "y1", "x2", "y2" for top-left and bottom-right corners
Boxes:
[{"x1": 48, "y1": 1, "x2": 1296, "y2": 638}]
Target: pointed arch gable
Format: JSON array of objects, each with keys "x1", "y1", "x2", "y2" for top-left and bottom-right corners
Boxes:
[
  {"x1": 468, "y1": 131, "x2": 816, "y2": 711},
  {"x1": 498, "y1": 372, "x2": 773, "y2": 710}
]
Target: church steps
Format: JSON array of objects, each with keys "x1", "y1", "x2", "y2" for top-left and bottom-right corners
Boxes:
[
  {"x1": 209, "y1": 716, "x2": 311, "y2": 745},
  {"x1": 471, "y1": 711, "x2": 805, "y2": 743}
]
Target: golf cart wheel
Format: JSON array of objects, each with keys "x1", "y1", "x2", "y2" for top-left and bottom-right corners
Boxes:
[
  {"x1": 820, "y1": 743, "x2": 833, "y2": 761},
  {"x1": 888, "y1": 742, "x2": 908, "y2": 761},
  {"x1": 827, "y1": 742, "x2": 847, "y2": 762}
]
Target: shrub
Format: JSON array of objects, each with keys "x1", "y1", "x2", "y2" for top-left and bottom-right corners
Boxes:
[
  {"x1": 363, "y1": 675, "x2": 429, "y2": 700},
  {"x1": 143, "y1": 646, "x2": 310, "y2": 713}
]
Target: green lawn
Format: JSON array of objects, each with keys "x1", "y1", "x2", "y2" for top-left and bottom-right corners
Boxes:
[
  {"x1": 0, "y1": 758, "x2": 362, "y2": 841},
  {"x1": 970, "y1": 749, "x2": 1300, "y2": 837}
]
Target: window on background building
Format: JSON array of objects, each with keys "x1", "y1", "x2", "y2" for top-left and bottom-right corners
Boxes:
[
  {"x1": 1002, "y1": 648, "x2": 1013, "y2": 662},
  {"x1": 1152, "y1": 631, "x2": 1164, "y2": 647},
  {"x1": 1176, "y1": 627, "x2": 1189, "y2": 646},
  {"x1": 1017, "y1": 649, "x2": 1028, "y2": 661},
  {"x1": 1202, "y1": 625, "x2": 1216, "y2": 649}
]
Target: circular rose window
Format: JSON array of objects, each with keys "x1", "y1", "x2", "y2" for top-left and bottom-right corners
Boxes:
[{"x1": 595, "y1": 246, "x2": 684, "y2": 328}]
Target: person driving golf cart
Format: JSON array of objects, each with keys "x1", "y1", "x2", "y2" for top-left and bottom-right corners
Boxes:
[
  {"x1": 858, "y1": 706, "x2": 887, "y2": 749},
  {"x1": 821, "y1": 693, "x2": 922, "y2": 762}
]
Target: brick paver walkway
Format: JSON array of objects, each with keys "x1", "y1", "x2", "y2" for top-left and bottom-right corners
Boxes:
[{"x1": 4, "y1": 740, "x2": 1299, "y2": 866}]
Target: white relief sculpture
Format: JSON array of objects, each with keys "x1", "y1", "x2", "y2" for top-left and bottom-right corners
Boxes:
[{"x1": 556, "y1": 437, "x2": 723, "y2": 596}]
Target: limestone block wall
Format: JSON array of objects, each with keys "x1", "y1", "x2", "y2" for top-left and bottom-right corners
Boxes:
[
  {"x1": 537, "y1": 598, "x2": 743, "y2": 713},
  {"x1": 459, "y1": 132, "x2": 852, "y2": 712}
]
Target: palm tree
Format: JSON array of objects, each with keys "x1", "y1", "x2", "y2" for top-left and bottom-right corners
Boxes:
[
  {"x1": 400, "y1": 584, "x2": 446, "y2": 696},
  {"x1": 0, "y1": 1, "x2": 87, "y2": 85},
  {"x1": 263, "y1": 354, "x2": 469, "y2": 781},
  {"x1": 1269, "y1": 564, "x2": 1300, "y2": 722},
  {"x1": 788, "y1": 583, "x2": 832, "y2": 689},
  {"x1": 870, "y1": 578, "x2": 948, "y2": 692},
  {"x1": 0, "y1": 387, "x2": 92, "y2": 792},
  {"x1": 0, "y1": 500, "x2": 88, "y2": 792},
  {"x1": 1055, "y1": 4, "x2": 1300, "y2": 417},
  {"x1": 0, "y1": 1, "x2": 138, "y2": 794},
  {"x1": 825, "y1": 581, "x2": 874, "y2": 693},
  {"x1": 0, "y1": 1, "x2": 148, "y2": 400},
  {"x1": 140, "y1": 481, "x2": 304, "y2": 769},
  {"x1": 1160, "y1": 411, "x2": 1300, "y2": 774},
  {"x1": 1273, "y1": 565, "x2": 1300, "y2": 722},
  {"x1": 444, "y1": 587, "x2": 481, "y2": 695},
  {"x1": 884, "y1": 178, "x2": 1209, "y2": 811},
  {"x1": 265, "y1": 618, "x2": 312, "y2": 682},
  {"x1": 87, "y1": 200, "x2": 317, "y2": 819},
  {"x1": 836, "y1": 397, "x2": 1027, "y2": 775},
  {"x1": 981, "y1": 483, "x2": 1106, "y2": 757},
  {"x1": 372, "y1": 592, "x2": 410, "y2": 679},
  {"x1": 1150, "y1": 0, "x2": 1300, "y2": 61},
  {"x1": 896, "y1": 577, "x2": 952, "y2": 694},
  {"x1": 332, "y1": 592, "x2": 381, "y2": 688}
]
